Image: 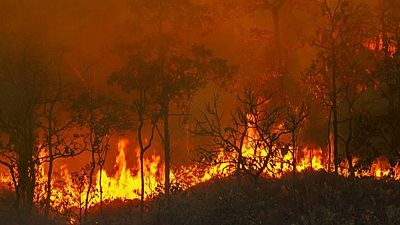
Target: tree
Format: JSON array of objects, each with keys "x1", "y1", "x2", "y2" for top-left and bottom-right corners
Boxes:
[
  {"x1": 38, "y1": 74, "x2": 84, "y2": 220},
  {"x1": 303, "y1": 0, "x2": 372, "y2": 174},
  {"x1": 111, "y1": 0, "x2": 237, "y2": 205},
  {"x1": 71, "y1": 90, "x2": 128, "y2": 224},
  {"x1": 372, "y1": 0, "x2": 400, "y2": 164},
  {"x1": 70, "y1": 165, "x2": 93, "y2": 225},
  {"x1": 109, "y1": 48, "x2": 161, "y2": 218},
  {"x1": 194, "y1": 88, "x2": 292, "y2": 185},
  {"x1": 135, "y1": 88, "x2": 159, "y2": 220},
  {"x1": 110, "y1": 40, "x2": 235, "y2": 204},
  {"x1": 0, "y1": 49, "x2": 59, "y2": 224},
  {"x1": 260, "y1": 0, "x2": 287, "y2": 74},
  {"x1": 194, "y1": 93, "x2": 249, "y2": 188},
  {"x1": 283, "y1": 103, "x2": 308, "y2": 176}
]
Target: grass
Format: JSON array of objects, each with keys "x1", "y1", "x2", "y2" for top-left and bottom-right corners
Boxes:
[{"x1": 2, "y1": 170, "x2": 400, "y2": 225}]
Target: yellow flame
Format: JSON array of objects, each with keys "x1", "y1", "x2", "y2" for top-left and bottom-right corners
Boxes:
[{"x1": 1, "y1": 135, "x2": 400, "y2": 214}]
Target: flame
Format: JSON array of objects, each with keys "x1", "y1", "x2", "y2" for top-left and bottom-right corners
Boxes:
[
  {"x1": 1, "y1": 134, "x2": 400, "y2": 216},
  {"x1": 96, "y1": 139, "x2": 162, "y2": 201},
  {"x1": 364, "y1": 35, "x2": 397, "y2": 55},
  {"x1": 47, "y1": 139, "x2": 166, "y2": 211}
]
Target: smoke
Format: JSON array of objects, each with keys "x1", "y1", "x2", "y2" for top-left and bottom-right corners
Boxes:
[{"x1": 0, "y1": 0, "x2": 378, "y2": 169}]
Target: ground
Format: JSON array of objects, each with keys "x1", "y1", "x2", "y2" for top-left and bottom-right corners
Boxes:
[
  {"x1": 96, "y1": 171, "x2": 400, "y2": 225},
  {"x1": 2, "y1": 171, "x2": 400, "y2": 225}
]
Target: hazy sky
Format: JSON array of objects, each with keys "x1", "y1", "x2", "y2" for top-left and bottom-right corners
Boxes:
[{"x1": 0, "y1": 0, "x2": 379, "y2": 171}]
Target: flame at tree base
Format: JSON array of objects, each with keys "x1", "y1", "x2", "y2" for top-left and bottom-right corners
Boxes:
[
  {"x1": 0, "y1": 139, "x2": 400, "y2": 215},
  {"x1": 95, "y1": 140, "x2": 163, "y2": 202}
]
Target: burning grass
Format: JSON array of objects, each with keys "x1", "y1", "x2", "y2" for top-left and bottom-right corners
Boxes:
[{"x1": 1, "y1": 138, "x2": 400, "y2": 224}]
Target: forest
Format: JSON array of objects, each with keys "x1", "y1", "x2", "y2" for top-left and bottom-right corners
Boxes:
[{"x1": 0, "y1": 0, "x2": 400, "y2": 224}]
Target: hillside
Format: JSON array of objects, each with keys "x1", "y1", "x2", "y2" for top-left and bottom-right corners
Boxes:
[{"x1": 91, "y1": 171, "x2": 400, "y2": 225}]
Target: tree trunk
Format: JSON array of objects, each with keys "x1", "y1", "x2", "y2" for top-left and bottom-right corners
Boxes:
[
  {"x1": 79, "y1": 199, "x2": 83, "y2": 225},
  {"x1": 236, "y1": 122, "x2": 248, "y2": 192},
  {"x1": 84, "y1": 96, "x2": 95, "y2": 224},
  {"x1": 16, "y1": 133, "x2": 36, "y2": 225},
  {"x1": 327, "y1": 108, "x2": 332, "y2": 172},
  {"x1": 162, "y1": 101, "x2": 171, "y2": 202},
  {"x1": 237, "y1": 146, "x2": 242, "y2": 191},
  {"x1": 99, "y1": 164, "x2": 103, "y2": 216},
  {"x1": 17, "y1": 161, "x2": 35, "y2": 225},
  {"x1": 331, "y1": 43, "x2": 339, "y2": 175},
  {"x1": 44, "y1": 153, "x2": 53, "y2": 218},
  {"x1": 345, "y1": 143, "x2": 354, "y2": 177},
  {"x1": 84, "y1": 151, "x2": 95, "y2": 225},
  {"x1": 345, "y1": 119, "x2": 355, "y2": 177},
  {"x1": 44, "y1": 109, "x2": 54, "y2": 219},
  {"x1": 332, "y1": 85, "x2": 339, "y2": 174},
  {"x1": 140, "y1": 150, "x2": 145, "y2": 221},
  {"x1": 292, "y1": 131, "x2": 297, "y2": 176}
]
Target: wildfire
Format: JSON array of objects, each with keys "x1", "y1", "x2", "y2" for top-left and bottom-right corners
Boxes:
[
  {"x1": 95, "y1": 140, "x2": 163, "y2": 201},
  {"x1": 364, "y1": 35, "x2": 397, "y2": 55},
  {"x1": 1, "y1": 137, "x2": 400, "y2": 215},
  {"x1": 45, "y1": 139, "x2": 166, "y2": 211}
]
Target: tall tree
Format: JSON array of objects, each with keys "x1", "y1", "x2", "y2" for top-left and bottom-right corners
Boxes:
[
  {"x1": 112, "y1": 0, "x2": 235, "y2": 205},
  {"x1": 38, "y1": 70, "x2": 84, "y2": 220},
  {"x1": 372, "y1": 0, "x2": 400, "y2": 164},
  {"x1": 194, "y1": 88, "x2": 294, "y2": 185},
  {"x1": 303, "y1": 0, "x2": 372, "y2": 174},
  {"x1": 283, "y1": 103, "x2": 308, "y2": 176},
  {"x1": 110, "y1": 40, "x2": 235, "y2": 203},
  {"x1": 109, "y1": 51, "x2": 161, "y2": 218},
  {"x1": 71, "y1": 88, "x2": 128, "y2": 224},
  {"x1": 0, "y1": 49, "x2": 56, "y2": 224}
]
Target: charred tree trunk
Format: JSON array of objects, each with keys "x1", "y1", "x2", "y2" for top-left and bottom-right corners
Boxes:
[
  {"x1": 84, "y1": 101, "x2": 96, "y2": 225},
  {"x1": 44, "y1": 105, "x2": 55, "y2": 219},
  {"x1": 344, "y1": 143, "x2": 354, "y2": 177},
  {"x1": 99, "y1": 163, "x2": 103, "y2": 216},
  {"x1": 17, "y1": 155, "x2": 35, "y2": 225},
  {"x1": 331, "y1": 39, "x2": 339, "y2": 175},
  {"x1": 162, "y1": 100, "x2": 171, "y2": 202},
  {"x1": 99, "y1": 135, "x2": 110, "y2": 218},
  {"x1": 140, "y1": 150, "x2": 145, "y2": 219},
  {"x1": 84, "y1": 149, "x2": 95, "y2": 224},
  {"x1": 332, "y1": 79, "x2": 339, "y2": 174},
  {"x1": 236, "y1": 120, "x2": 248, "y2": 191},
  {"x1": 99, "y1": 145, "x2": 109, "y2": 218},
  {"x1": 237, "y1": 146, "x2": 243, "y2": 191},
  {"x1": 327, "y1": 108, "x2": 332, "y2": 172},
  {"x1": 137, "y1": 99, "x2": 146, "y2": 219},
  {"x1": 79, "y1": 198, "x2": 83, "y2": 225},
  {"x1": 16, "y1": 120, "x2": 36, "y2": 225},
  {"x1": 44, "y1": 148, "x2": 53, "y2": 218},
  {"x1": 345, "y1": 116, "x2": 355, "y2": 177},
  {"x1": 292, "y1": 130, "x2": 297, "y2": 176}
]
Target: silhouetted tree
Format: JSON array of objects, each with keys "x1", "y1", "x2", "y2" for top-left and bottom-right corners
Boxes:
[
  {"x1": 0, "y1": 50, "x2": 72, "y2": 224},
  {"x1": 194, "y1": 88, "x2": 291, "y2": 185},
  {"x1": 372, "y1": 0, "x2": 400, "y2": 164},
  {"x1": 71, "y1": 91, "x2": 128, "y2": 224},
  {"x1": 283, "y1": 103, "x2": 308, "y2": 176},
  {"x1": 110, "y1": 39, "x2": 235, "y2": 205},
  {"x1": 303, "y1": 0, "x2": 372, "y2": 174}
]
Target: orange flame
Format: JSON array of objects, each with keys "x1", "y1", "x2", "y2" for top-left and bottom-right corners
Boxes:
[
  {"x1": 96, "y1": 139, "x2": 163, "y2": 201},
  {"x1": 1, "y1": 136, "x2": 400, "y2": 215}
]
